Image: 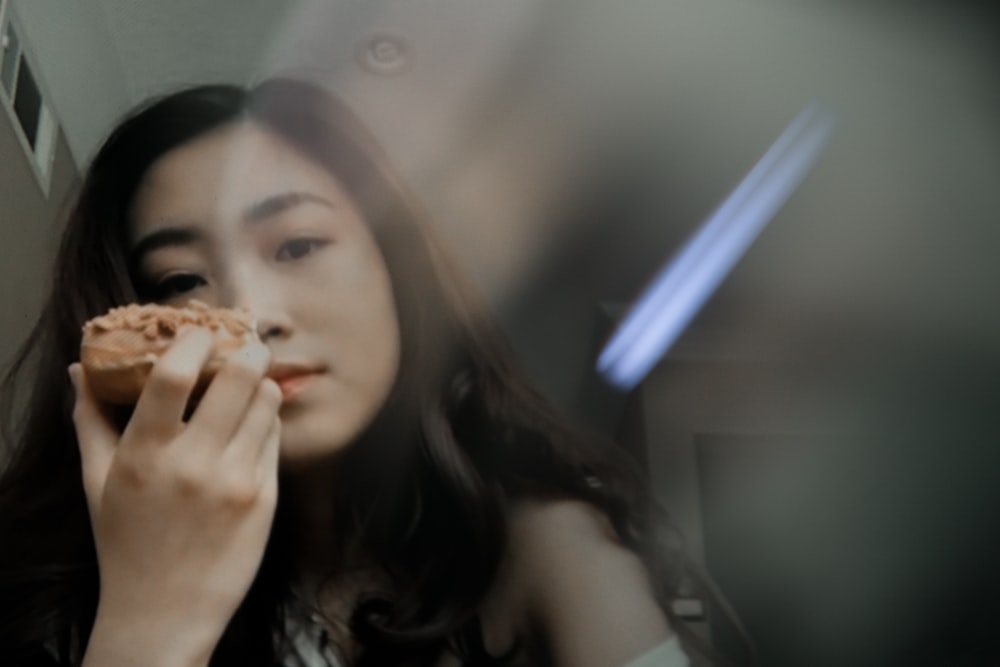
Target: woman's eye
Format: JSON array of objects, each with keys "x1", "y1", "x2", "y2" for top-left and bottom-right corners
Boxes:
[
  {"x1": 151, "y1": 273, "x2": 207, "y2": 300},
  {"x1": 275, "y1": 238, "x2": 328, "y2": 262}
]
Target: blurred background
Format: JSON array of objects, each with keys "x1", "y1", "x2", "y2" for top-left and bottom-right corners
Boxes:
[{"x1": 1, "y1": 0, "x2": 998, "y2": 664}]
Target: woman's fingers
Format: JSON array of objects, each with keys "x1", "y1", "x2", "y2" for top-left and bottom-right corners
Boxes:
[
  {"x1": 214, "y1": 379, "x2": 281, "y2": 507},
  {"x1": 257, "y1": 413, "x2": 281, "y2": 492},
  {"x1": 70, "y1": 363, "x2": 118, "y2": 507},
  {"x1": 78, "y1": 327, "x2": 278, "y2": 510},
  {"x1": 222, "y1": 378, "x2": 282, "y2": 468},
  {"x1": 126, "y1": 327, "x2": 216, "y2": 443},
  {"x1": 249, "y1": 415, "x2": 281, "y2": 502},
  {"x1": 187, "y1": 343, "x2": 272, "y2": 447}
]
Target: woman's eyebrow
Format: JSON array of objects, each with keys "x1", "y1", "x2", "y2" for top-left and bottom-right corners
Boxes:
[
  {"x1": 243, "y1": 191, "x2": 336, "y2": 224},
  {"x1": 130, "y1": 226, "x2": 203, "y2": 267}
]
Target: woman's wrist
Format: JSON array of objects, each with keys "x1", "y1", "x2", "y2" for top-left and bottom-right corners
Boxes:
[{"x1": 83, "y1": 607, "x2": 221, "y2": 667}]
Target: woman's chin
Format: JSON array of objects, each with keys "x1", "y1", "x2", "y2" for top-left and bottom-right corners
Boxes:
[{"x1": 276, "y1": 421, "x2": 355, "y2": 469}]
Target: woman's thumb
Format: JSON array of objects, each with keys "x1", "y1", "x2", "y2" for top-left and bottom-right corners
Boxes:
[{"x1": 69, "y1": 363, "x2": 117, "y2": 501}]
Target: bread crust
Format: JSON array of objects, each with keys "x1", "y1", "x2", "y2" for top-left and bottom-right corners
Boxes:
[{"x1": 80, "y1": 300, "x2": 257, "y2": 405}]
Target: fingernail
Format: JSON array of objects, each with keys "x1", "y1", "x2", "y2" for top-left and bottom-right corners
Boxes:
[
  {"x1": 243, "y1": 342, "x2": 271, "y2": 365},
  {"x1": 67, "y1": 364, "x2": 79, "y2": 389}
]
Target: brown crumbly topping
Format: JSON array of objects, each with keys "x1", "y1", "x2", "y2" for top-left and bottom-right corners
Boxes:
[{"x1": 83, "y1": 300, "x2": 253, "y2": 341}]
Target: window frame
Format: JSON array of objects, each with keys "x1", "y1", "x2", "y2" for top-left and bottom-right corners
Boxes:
[{"x1": 0, "y1": 0, "x2": 58, "y2": 198}]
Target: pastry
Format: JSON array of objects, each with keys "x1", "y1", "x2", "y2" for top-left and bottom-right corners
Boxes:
[{"x1": 80, "y1": 300, "x2": 257, "y2": 404}]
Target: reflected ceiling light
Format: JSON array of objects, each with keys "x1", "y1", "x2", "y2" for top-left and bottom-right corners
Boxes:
[{"x1": 598, "y1": 101, "x2": 838, "y2": 390}]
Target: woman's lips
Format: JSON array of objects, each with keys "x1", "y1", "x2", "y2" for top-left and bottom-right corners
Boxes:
[
  {"x1": 268, "y1": 363, "x2": 325, "y2": 401},
  {"x1": 275, "y1": 373, "x2": 318, "y2": 401}
]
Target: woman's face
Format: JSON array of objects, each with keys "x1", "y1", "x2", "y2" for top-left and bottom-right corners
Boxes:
[{"x1": 128, "y1": 122, "x2": 401, "y2": 464}]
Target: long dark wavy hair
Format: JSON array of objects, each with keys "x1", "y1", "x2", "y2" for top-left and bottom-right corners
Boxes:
[{"x1": 0, "y1": 79, "x2": 750, "y2": 666}]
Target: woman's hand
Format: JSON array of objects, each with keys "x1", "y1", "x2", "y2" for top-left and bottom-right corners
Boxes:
[{"x1": 70, "y1": 328, "x2": 282, "y2": 667}]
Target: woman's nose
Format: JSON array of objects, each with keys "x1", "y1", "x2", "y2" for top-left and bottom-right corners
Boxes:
[
  {"x1": 225, "y1": 271, "x2": 293, "y2": 342},
  {"x1": 255, "y1": 319, "x2": 289, "y2": 343}
]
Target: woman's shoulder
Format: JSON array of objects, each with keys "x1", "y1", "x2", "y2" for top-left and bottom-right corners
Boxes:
[{"x1": 474, "y1": 495, "x2": 676, "y2": 667}]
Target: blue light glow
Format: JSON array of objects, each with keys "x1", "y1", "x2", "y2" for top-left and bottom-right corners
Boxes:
[{"x1": 598, "y1": 102, "x2": 837, "y2": 390}]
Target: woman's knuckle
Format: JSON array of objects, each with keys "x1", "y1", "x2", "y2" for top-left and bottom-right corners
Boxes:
[
  {"x1": 81, "y1": 469, "x2": 103, "y2": 498},
  {"x1": 258, "y1": 482, "x2": 278, "y2": 508},
  {"x1": 114, "y1": 458, "x2": 147, "y2": 489},
  {"x1": 172, "y1": 463, "x2": 208, "y2": 495},
  {"x1": 225, "y1": 355, "x2": 265, "y2": 384},
  {"x1": 71, "y1": 403, "x2": 92, "y2": 430},
  {"x1": 261, "y1": 379, "x2": 282, "y2": 406},
  {"x1": 220, "y1": 478, "x2": 260, "y2": 509},
  {"x1": 149, "y1": 364, "x2": 192, "y2": 393}
]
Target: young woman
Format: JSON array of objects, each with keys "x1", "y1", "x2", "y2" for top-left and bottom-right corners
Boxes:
[{"x1": 0, "y1": 78, "x2": 745, "y2": 667}]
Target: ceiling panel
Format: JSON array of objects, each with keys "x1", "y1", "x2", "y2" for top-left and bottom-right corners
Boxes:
[{"x1": 97, "y1": 0, "x2": 294, "y2": 99}]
